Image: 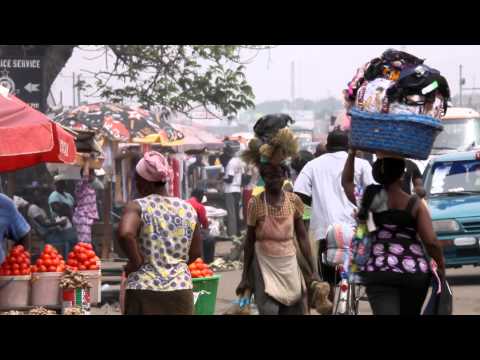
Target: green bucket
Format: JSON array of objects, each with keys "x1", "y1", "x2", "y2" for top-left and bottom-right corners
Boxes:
[{"x1": 192, "y1": 275, "x2": 220, "y2": 315}]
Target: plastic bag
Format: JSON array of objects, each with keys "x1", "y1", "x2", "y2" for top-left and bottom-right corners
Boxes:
[{"x1": 423, "y1": 267, "x2": 453, "y2": 315}]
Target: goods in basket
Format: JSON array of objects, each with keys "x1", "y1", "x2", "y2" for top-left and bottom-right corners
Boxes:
[
  {"x1": 0, "y1": 245, "x2": 31, "y2": 276},
  {"x1": 28, "y1": 307, "x2": 57, "y2": 315},
  {"x1": 345, "y1": 48, "x2": 450, "y2": 119},
  {"x1": 344, "y1": 49, "x2": 451, "y2": 160},
  {"x1": 31, "y1": 244, "x2": 65, "y2": 273},
  {"x1": 59, "y1": 268, "x2": 91, "y2": 289},
  {"x1": 188, "y1": 258, "x2": 214, "y2": 278},
  {"x1": 66, "y1": 242, "x2": 100, "y2": 271}
]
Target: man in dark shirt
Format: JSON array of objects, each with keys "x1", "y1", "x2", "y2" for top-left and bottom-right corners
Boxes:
[{"x1": 402, "y1": 160, "x2": 426, "y2": 198}]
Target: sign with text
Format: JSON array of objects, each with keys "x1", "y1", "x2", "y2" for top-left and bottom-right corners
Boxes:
[{"x1": 0, "y1": 57, "x2": 44, "y2": 112}]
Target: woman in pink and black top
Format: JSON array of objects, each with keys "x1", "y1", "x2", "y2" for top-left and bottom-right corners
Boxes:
[{"x1": 349, "y1": 156, "x2": 445, "y2": 315}]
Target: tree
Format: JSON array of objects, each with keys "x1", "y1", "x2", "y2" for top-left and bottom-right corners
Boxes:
[{"x1": 0, "y1": 45, "x2": 271, "y2": 116}]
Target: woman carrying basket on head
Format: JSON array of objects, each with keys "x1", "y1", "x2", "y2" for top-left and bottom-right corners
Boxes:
[{"x1": 342, "y1": 153, "x2": 446, "y2": 315}]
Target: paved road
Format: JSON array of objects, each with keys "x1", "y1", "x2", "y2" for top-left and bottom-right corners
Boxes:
[{"x1": 214, "y1": 265, "x2": 480, "y2": 315}]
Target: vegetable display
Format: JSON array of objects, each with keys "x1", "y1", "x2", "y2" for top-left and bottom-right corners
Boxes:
[
  {"x1": 188, "y1": 258, "x2": 214, "y2": 278},
  {"x1": 0, "y1": 245, "x2": 31, "y2": 276},
  {"x1": 31, "y1": 244, "x2": 65, "y2": 273}
]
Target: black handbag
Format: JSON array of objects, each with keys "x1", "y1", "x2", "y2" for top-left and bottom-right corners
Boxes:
[{"x1": 423, "y1": 270, "x2": 453, "y2": 315}]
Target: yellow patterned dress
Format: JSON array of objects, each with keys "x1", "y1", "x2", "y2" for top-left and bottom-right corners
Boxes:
[{"x1": 126, "y1": 194, "x2": 198, "y2": 292}]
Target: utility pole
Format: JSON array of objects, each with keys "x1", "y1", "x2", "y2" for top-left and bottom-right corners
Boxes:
[
  {"x1": 459, "y1": 65, "x2": 463, "y2": 106},
  {"x1": 291, "y1": 61, "x2": 295, "y2": 117},
  {"x1": 72, "y1": 72, "x2": 76, "y2": 107},
  {"x1": 77, "y1": 74, "x2": 81, "y2": 105}
]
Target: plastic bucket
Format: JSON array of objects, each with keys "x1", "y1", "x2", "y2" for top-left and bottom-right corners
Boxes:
[
  {"x1": 79, "y1": 270, "x2": 101, "y2": 305},
  {"x1": 31, "y1": 272, "x2": 63, "y2": 306},
  {"x1": 192, "y1": 275, "x2": 220, "y2": 315},
  {"x1": 0, "y1": 275, "x2": 31, "y2": 308}
]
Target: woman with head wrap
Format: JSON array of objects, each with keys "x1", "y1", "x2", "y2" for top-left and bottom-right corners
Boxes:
[
  {"x1": 343, "y1": 155, "x2": 445, "y2": 315},
  {"x1": 236, "y1": 119, "x2": 331, "y2": 315},
  {"x1": 118, "y1": 151, "x2": 202, "y2": 315}
]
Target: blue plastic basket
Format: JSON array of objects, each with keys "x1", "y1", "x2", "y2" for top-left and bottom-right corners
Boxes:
[{"x1": 349, "y1": 107, "x2": 444, "y2": 160}]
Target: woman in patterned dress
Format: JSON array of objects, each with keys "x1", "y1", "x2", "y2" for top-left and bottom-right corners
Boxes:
[
  {"x1": 119, "y1": 151, "x2": 202, "y2": 315},
  {"x1": 344, "y1": 155, "x2": 446, "y2": 315},
  {"x1": 72, "y1": 160, "x2": 99, "y2": 244}
]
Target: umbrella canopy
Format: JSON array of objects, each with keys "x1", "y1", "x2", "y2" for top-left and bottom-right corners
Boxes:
[
  {"x1": 0, "y1": 92, "x2": 77, "y2": 173},
  {"x1": 172, "y1": 124, "x2": 223, "y2": 151},
  {"x1": 54, "y1": 103, "x2": 184, "y2": 144}
]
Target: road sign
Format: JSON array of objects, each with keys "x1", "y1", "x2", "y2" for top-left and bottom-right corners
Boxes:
[{"x1": 0, "y1": 56, "x2": 44, "y2": 112}]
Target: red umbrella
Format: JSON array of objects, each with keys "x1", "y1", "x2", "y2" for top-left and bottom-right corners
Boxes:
[{"x1": 0, "y1": 93, "x2": 77, "y2": 172}]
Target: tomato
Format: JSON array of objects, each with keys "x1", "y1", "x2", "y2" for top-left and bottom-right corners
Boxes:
[
  {"x1": 39, "y1": 265, "x2": 47, "y2": 273},
  {"x1": 20, "y1": 269, "x2": 29, "y2": 275},
  {"x1": 51, "y1": 258, "x2": 60, "y2": 267},
  {"x1": 191, "y1": 270, "x2": 201, "y2": 278},
  {"x1": 31, "y1": 265, "x2": 38, "y2": 273},
  {"x1": 85, "y1": 250, "x2": 95, "y2": 259},
  {"x1": 12, "y1": 269, "x2": 20, "y2": 276},
  {"x1": 189, "y1": 263, "x2": 197, "y2": 271},
  {"x1": 68, "y1": 252, "x2": 76, "y2": 260},
  {"x1": 78, "y1": 265, "x2": 87, "y2": 271},
  {"x1": 12, "y1": 263, "x2": 20, "y2": 271},
  {"x1": 44, "y1": 259, "x2": 53, "y2": 267},
  {"x1": 20, "y1": 263, "x2": 29, "y2": 270},
  {"x1": 41, "y1": 253, "x2": 51, "y2": 261},
  {"x1": 74, "y1": 244, "x2": 83, "y2": 252},
  {"x1": 194, "y1": 258, "x2": 203, "y2": 264},
  {"x1": 67, "y1": 259, "x2": 78, "y2": 267},
  {"x1": 4, "y1": 270, "x2": 11, "y2": 276},
  {"x1": 47, "y1": 266, "x2": 57, "y2": 272},
  {"x1": 88, "y1": 264, "x2": 97, "y2": 270},
  {"x1": 36, "y1": 259, "x2": 44, "y2": 267},
  {"x1": 24, "y1": 251, "x2": 31, "y2": 258},
  {"x1": 78, "y1": 253, "x2": 88, "y2": 263}
]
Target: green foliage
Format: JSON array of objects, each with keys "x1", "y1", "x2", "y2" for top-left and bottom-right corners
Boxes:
[{"x1": 78, "y1": 45, "x2": 266, "y2": 116}]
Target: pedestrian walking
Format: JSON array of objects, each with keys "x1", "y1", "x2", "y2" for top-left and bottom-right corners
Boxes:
[
  {"x1": 237, "y1": 162, "x2": 313, "y2": 315},
  {"x1": 293, "y1": 129, "x2": 374, "y2": 305},
  {"x1": 72, "y1": 161, "x2": 99, "y2": 244},
  {"x1": 222, "y1": 144, "x2": 244, "y2": 237},
  {"x1": 118, "y1": 151, "x2": 202, "y2": 315},
  {"x1": 349, "y1": 157, "x2": 446, "y2": 315},
  {"x1": 237, "y1": 121, "x2": 331, "y2": 315}
]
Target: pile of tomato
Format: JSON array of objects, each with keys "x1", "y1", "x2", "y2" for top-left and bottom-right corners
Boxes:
[
  {"x1": 31, "y1": 244, "x2": 65, "y2": 273},
  {"x1": 66, "y1": 243, "x2": 100, "y2": 271},
  {"x1": 188, "y1": 258, "x2": 214, "y2": 278},
  {"x1": 0, "y1": 245, "x2": 31, "y2": 276}
]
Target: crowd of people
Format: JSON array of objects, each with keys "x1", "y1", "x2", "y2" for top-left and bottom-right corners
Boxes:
[
  {"x1": 1, "y1": 161, "x2": 101, "y2": 262},
  {"x1": 0, "y1": 114, "x2": 446, "y2": 316}
]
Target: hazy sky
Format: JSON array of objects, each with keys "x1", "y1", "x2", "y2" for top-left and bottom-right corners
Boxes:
[{"x1": 51, "y1": 45, "x2": 480, "y2": 107}]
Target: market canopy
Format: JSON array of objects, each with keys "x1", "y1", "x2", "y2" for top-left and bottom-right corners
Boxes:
[
  {"x1": 54, "y1": 102, "x2": 185, "y2": 144},
  {"x1": 0, "y1": 89, "x2": 77, "y2": 172}
]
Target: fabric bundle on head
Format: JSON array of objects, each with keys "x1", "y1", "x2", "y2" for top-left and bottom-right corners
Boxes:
[
  {"x1": 242, "y1": 114, "x2": 299, "y2": 167},
  {"x1": 136, "y1": 151, "x2": 171, "y2": 183}
]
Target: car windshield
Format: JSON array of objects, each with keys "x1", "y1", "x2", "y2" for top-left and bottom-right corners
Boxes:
[
  {"x1": 433, "y1": 118, "x2": 480, "y2": 150},
  {"x1": 426, "y1": 160, "x2": 480, "y2": 196}
]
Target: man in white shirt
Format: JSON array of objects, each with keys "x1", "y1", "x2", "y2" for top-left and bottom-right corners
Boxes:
[
  {"x1": 294, "y1": 129, "x2": 374, "y2": 296},
  {"x1": 222, "y1": 145, "x2": 245, "y2": 237}
]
